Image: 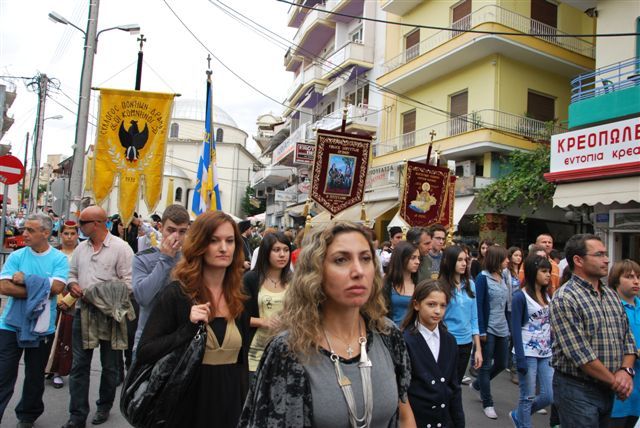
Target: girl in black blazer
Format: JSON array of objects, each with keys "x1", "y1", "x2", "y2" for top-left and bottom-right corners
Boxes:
[{"x1": 401, "y1": 280, "x2": 465, "y2": 428}]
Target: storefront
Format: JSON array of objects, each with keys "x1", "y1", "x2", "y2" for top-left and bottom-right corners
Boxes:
[{"x1": 545, "y1": 117, "x2": 640, "y2": 262}]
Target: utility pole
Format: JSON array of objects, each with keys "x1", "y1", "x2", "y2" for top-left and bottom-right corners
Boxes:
[
  {"x1": 67, "y1": 0, "x2": 100, "y2": 220},
  {"x1": 28, "y1": 74, "x2": 48, "y2": 214},
  {"x1": 20, "y1": 131, "x2": 29, "y2": 210}
]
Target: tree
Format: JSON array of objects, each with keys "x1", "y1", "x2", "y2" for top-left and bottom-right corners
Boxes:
[
  {"x1": 475, "y1": 144, "x2": 556, "y2": 221},
  {"x1": 241, "y1": 185, "x2": 265, "y2": 217}
]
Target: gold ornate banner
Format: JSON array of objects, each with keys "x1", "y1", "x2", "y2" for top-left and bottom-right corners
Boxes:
[
  {"x1": 92, "y1": 89, "x2": 175, "y2": 225},
  {"x1": 400, "y1": 161, "x2": 451, "y2": 227}
]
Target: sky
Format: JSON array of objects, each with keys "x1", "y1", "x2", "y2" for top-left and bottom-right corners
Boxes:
[{"x1": 0, "y1": 0, "x2": 296, "y2": 167}]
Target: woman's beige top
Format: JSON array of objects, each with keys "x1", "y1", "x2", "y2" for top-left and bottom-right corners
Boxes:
[{"x1": 202, "y1": 319, "x2": 242, "y2": 366}]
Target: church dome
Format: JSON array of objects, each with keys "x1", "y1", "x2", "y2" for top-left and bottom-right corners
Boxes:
[{"x1": 171, "y1": 98, "x2": 239, "y2": 128}]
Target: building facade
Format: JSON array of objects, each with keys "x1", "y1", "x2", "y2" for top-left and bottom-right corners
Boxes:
[{"x1": 546, "y1": 1, "x2": 640, "y2": 262}]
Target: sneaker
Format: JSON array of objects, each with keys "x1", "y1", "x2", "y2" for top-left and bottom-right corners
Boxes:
[
  {"x1": 510, "y1": 372, "x2": 519, "y2": 385},
  {"x1": 536, "y1": 408, "x2": 548, "y2": 415},
  {"x1": 483, "y1": 406, "x2": 498, "y2": 419},
  {"x1": 469, "y1": 382, "x2": 481, "y2": 400},
  {"x1": 509, "y1": 410, "x2": 518, "y2": 427},
  {"x1": 461, "y1": 376, "x2": 472, "y2": 385},
  {"x1": 53, "y1": 375, "x2": 64, "y2": 389}
]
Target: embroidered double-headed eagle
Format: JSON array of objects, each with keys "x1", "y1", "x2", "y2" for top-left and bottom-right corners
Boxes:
[{"x1": 118, "y1": 120, "x2": 149, "y2": 162}]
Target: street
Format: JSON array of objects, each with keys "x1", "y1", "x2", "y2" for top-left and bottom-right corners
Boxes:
[{"x1": 3, "y1": 356, "x2": 550, "y2": 428}]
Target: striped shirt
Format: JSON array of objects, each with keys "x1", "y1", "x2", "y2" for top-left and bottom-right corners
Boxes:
[{"x1": 550, "y1": 274, "x2": 636, "y2": 380}]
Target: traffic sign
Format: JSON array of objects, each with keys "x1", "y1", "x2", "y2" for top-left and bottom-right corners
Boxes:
[{"x1": 0, "y1": 155, "x2": 25, "y2": 185}]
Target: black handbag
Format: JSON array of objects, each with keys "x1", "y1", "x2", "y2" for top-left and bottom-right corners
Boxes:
[{"x1": 120, "y1": 322, "x2": 207, "y2": 427}]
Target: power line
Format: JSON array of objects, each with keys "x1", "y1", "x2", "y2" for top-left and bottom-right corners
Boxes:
[
  {"x1": 277, "y1": 0, "x2": 640, "y2": 38},
  {"x1": 211, "y1": 0, "x2": 455, "y2": 119}
]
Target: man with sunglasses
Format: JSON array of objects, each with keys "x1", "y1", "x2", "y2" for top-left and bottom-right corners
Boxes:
[
  {"x1": 62, "y1": 206, "x2": 133, "y2": 428},
  {"x1": 551, "y1": 234, "x2": 637, "y2": 427},
  {"x1": 0, "y1": 213, "x2": 68, "y2": 428}
]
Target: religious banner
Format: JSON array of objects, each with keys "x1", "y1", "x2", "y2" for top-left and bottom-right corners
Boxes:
[
  {"x1": 93, "y1": 89, "x2": 175, "y2": 225},
  {"x1": 310, "y1": 129, "x2": 371, "y2": 216},
  {"x1": 400, "y1": 161, "x2": 451, "y2": 227}
]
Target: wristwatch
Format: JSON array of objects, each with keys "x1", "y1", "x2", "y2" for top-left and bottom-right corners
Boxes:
[{"x1": 618, "y1": 367, "x2": 636, "y2": 378}]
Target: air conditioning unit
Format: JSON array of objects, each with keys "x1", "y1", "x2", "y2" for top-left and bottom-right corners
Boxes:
[
  {"x1": 256, "y1": 189, "x2": 266, "y2": 198},
  {"x1": 265, "y1": 186, "x2": 275, "y2": 195},
  {"x1": 457, "y1": 160, "x2": 476, "y2": 177}
]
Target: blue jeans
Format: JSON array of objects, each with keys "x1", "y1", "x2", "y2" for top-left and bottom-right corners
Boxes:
[
  {"x1": 0, "y1": 329, "x2": 53, "y2": 424},
  {"x1": 513, "y1": 357, "x2": 554, "y2": 428},
  {"x1": 553, "y1": 371, "x2": 613, "y2": 428},
  {"x1": 472, "y1": 333, "x2": 509, "y2": 408},
  {"x1": 68, "y1": 311, "x2": 122, "y2": 423}
]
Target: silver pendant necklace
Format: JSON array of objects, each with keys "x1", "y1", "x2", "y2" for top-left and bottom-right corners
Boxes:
[{"x1": 323, "y1": 321, "x2": 373, "y2": 428}]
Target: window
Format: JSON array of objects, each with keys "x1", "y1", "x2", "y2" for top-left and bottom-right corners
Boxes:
[
  {"x1": 404, "y1": 29, "x2": 420, "y2": 62},
  {"x1": 449, "y1": 90, "x2": 468, "y2": 135},
  {"x1": 452, "y1": 0, "x2": 472, "y2": 31},
  {"x1": 170, "y1": 123, "x2": 179, "y2": 138},
  {"x1": 350, "y1": 26, "x2": 363, "y2": 44},
  {"x1": 215, "y1": 128, "x2": 224, "y2": 143},
  {"x1": 347, "y1": 84, "x2": 369, "y2": 106},
  {"x1": 175, "y1": 187, "x2": 182, "y2": 202},
  {"x1": 527, "y1": 91, "x2": 555, "y2": 122},
  {"x1": 402, "y1": 110, "x2": 416, "y2": 149},
  {"x1": 325, "y1": 102, "x2": 335, "y2": 116},
  {"x1": 530, "y1": 0, "x2": 557, "y2": 38}
]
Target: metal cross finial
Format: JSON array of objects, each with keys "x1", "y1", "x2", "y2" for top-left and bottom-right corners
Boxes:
[
  {"x1": 207, "y1": 54, "x2": 212, "y2": 70},
  {"x1": 429, "y1": 130, "x2": 437, "y2": 142},
  {"x1": 137, "y1": 34, "x2": 146, "y2": 51}
]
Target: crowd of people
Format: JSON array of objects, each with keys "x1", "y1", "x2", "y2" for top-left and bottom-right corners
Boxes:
[{"x1": 0, "y1": 206, "x2": 638, "y2": 428}]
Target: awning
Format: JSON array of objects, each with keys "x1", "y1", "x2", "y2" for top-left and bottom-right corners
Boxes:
[
  {"x1": 310, "y1": 199, "x2": 398, "y2": 226},
  {"x1": 387, "y1": 211, "x2": 410, "y2": 230},
  {"x1": 322, "y1": 66, "x2": 355, "y2": 96},
  {"x1": 553, "y1": 177, "x2": 640, "y2": 208},
  {"x1": 454, "y1": 195, "x2": 476, "y2": 227}
]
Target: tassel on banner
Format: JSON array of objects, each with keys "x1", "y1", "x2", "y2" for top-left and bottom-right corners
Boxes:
[
  {"x1": 304, "y1": 215, "x2": 312, "y2": 234},
  {"x1": 302, "y1": 199, "x2": 310, "y2": 218},
  {"x1": 360, "y1": 202, "x2": 367, "y2": 222}
]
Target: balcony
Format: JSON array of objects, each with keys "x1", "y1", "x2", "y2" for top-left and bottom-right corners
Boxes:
[
  {"x1": 287, "y1": 62, "x2": 327, "y2": 103},
  {"x1": 313, "y1": 104, "x2": 380, "y2": 134},
  {"x1": 569, "y1": 57, "x2": 640, "y2": 129},
  {"x1": 321, "y1": 41, "x2": 374, "y2": 79},
  {"x1": 325, "y1": 0, "x2": 365, "y2": 22},
  {"x1": 373, "y1": 109, "x2": 565, "y2": 157},
  {"x1": 379, "y1": 4, "x2": 594, "y2": 92},
  {"x1": 291, "y1": 5, "x2": 335, "y2": 59},
  {"x1": 380, "y1": 0, "x2": 421, "y2": 16},
  {"x1": 272, "y1": 122, "x2": 315, "y2": 165}
]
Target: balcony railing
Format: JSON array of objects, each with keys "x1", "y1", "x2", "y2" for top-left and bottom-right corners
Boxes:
[
  {"x1": 322, "y1": 41, "x2": 374, "y2": 76},
  {"x1": 313, "y1": 104, "x2": 380, "y2": 131},
  {"x1": 287, "y1": 62, "x2": 325, "y2": 101},
  {"x1": 292, "y1": 4, "x2": 330, "y2": 49},
  {"x1": 373, "y1": 109, "x2": 565, "y2": 157},
  {"x1": 383, "y1": 4, "x2": 595, "y2": 73},
  {"x1": 570, "y1": 57, "x2": 640, "y2": 103}
]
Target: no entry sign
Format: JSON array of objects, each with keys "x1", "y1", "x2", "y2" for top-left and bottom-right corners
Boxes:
[{"x1": 0, "y1": 155, "x2": 25, "y2": 185}]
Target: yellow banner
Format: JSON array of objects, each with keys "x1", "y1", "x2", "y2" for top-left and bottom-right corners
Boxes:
[{"x1": 93, "y1": 89, "x2": 175, "y2": 225}]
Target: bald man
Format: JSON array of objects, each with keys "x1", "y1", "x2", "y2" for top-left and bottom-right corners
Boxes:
[
  {"x1": 535, "y1": 233, "x2": 560, "y2": 295},
  {"x1": 63, "y1": 206, "x2": 133, "y2": 428}
]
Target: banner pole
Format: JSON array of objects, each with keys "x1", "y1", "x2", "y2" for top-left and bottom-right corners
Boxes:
[{"x1": 426, "y1": 129, "x2": 436, "y2": 165}]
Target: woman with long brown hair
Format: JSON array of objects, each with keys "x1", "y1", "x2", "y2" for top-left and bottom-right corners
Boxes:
[
  {"x1": 239, "y1": 221, "x2": 412, "y2": 427},
  {"x1": 136, "y1": 211, "x2": 250, "y2": 428}
]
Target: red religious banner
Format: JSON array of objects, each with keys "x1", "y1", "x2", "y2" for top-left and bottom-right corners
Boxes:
[
  {"x1": 310, "y1": 129, "x2": 371, "y2": 215},
  {"x1": 400, "y1": 161, "x2": 451, "y2": 227}
]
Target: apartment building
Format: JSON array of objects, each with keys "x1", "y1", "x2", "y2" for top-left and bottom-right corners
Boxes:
[
  {"x1": 372, "y1": 0, "x2": 596, "y2": 245},
  {"x1": 546, "y1": 0, "x2": 640, "y2": 261}
]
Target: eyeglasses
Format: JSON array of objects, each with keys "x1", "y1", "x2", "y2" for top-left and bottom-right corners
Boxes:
[
  {"x1": 79, "y1": 219, "x2": 100, "y2": 226},
  {"x1": 584, "y1": 251, "x2": 608, "y2": 258}
]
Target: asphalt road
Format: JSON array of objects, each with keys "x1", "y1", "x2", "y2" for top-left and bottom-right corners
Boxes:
[{"x1": 3, "y1": 357, "x2": 549, "y2": 428}]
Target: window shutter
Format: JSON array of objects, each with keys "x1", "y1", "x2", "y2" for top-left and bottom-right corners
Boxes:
[{"x1": 527, "y1": 91, "x2": 555, "y2": 122}]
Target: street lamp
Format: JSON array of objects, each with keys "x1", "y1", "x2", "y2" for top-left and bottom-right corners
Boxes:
[{"x1": 48, "y1": 2, "x2": 139, "y2": 219}]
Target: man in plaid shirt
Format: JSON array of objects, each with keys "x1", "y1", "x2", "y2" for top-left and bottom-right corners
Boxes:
[{"x1": 551, "y1": 234, "x2": 636, "y2": 427}]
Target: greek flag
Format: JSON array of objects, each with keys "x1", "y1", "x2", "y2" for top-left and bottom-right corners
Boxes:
[{"x1": 192, "y1": 74, "x2": 221, "y2": 215}]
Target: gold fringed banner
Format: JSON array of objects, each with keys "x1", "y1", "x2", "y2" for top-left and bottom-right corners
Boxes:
[
  {"x1": 93, "y1": 89, "x2": 175, "y2": 225},
  {"x1": 84, "y1": 156, "x2": 94, "y2": 192}
]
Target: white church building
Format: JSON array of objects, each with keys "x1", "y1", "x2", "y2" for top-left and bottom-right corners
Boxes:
[{"x1": 94, "y1": 98, "x2": 260, "y2": 219}]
